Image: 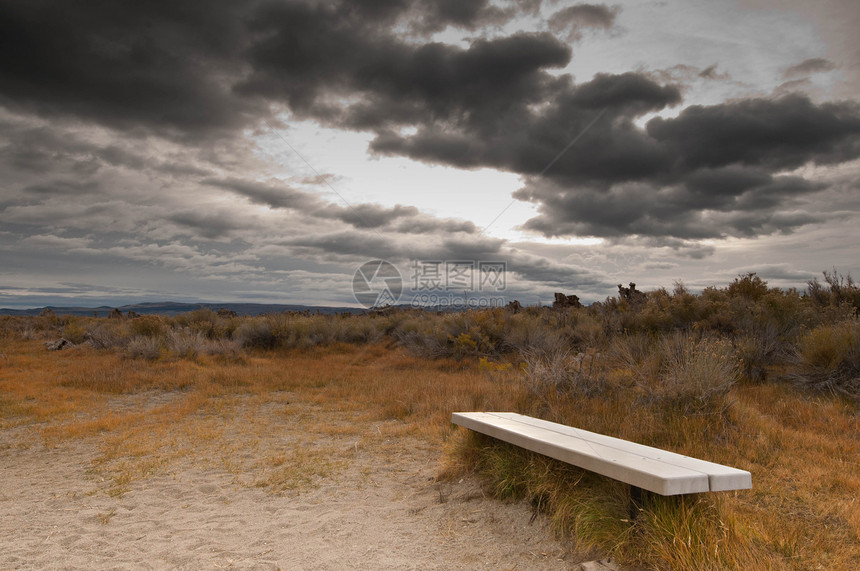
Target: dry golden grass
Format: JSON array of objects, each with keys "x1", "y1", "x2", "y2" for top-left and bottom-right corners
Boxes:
[
  {"x1": 0, "y1": 338, "x2": 524, "y2": 495},
  {"x1": 2, "y1": 333, "x2": 859, "y2": 569},
  {"x1": 445, "y1": 370, "x2": 860, "y2": 570}
]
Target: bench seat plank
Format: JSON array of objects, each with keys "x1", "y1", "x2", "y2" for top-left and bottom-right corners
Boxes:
[{"x1": 452, "y1": 412, "x2": 751, "y2": 496}]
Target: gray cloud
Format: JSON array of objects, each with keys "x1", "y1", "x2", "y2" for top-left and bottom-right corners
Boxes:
[
  {"x1": 168, "y1": 211, "x2": 249, "y2": 240},
  {"x1": 204, "y1": 178, "x2": 321, "y2": 211},
  {"x1": 205, "y1": 176, "x2": 476, "y2": 233},
  {"x1": 783, "y1": 57, "x2": 837, "y2": 78},
  {"x1": 548, "y1": 3, "x2": 620, "y2": 42},
  {"x1": 698, "y1": 64, "x2": 729, "y2": 80}
]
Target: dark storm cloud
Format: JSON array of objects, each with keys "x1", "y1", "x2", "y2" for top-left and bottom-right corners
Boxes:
[
  {"x1": 410, "y1": 0, "x2": 510, "y2": 34},
  {"x1": 0, "y1": 0, "x2": 556, "y2": 141},
  {"x1": 548, "y1": 3, "x2": 620, "y2": 42},
  {"x1": 514, "y1": 94, "x2": 860, "y2": 240},
  {"x1": 646, "y1": 94, "x2": 860, "y2": 172},
  {"x1": 783, "y1": 57, "x2": 837, "y2": 78},
  {"x1": 2, "y1": 0, "x2": 860, "y2": 250},
  {"x1": 370, "y1": 71, "x2": 681, "y2": 182},
  {"x1": 0, "y1": 0, "x2": 264, "y2": 140},
  {"x1": 515, "y1": 171, "x2": 824, "y2": 241},
  {"x1": 239, "y1": 21, "x2": 572, "y2": 131}
]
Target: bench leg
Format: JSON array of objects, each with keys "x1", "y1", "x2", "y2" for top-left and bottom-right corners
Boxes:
[{"x1": 629, "y1": 485, "x2": 644, "y2": 519}]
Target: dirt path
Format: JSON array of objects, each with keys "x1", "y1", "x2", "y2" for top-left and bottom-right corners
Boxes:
[{"x1": 1, "y1": 396, "x2": 590, "y2": 570}]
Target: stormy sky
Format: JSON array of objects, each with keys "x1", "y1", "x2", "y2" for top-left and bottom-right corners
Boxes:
[{"x1": 1, "y1": 0, "x2": 859, "y2": 309}]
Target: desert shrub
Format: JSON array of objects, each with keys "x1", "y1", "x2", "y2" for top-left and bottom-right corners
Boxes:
[
  {"x1": 391, "y1": 311, "x2": 499, "y2": 359},
  {"x1": 391, "y1": 315, "x2": 450, "y2": 358},
  {"x1": 85, "y1": 321, "x2": 130, "y2": 349},
  {"x1": 166, "y1": 329, "x2": 208, "y2": 359},
  {"x1": 130, "y1": 315, "x2": 168, "y2": 339},
  {"x1": 232, "y1": 314, "x2": 385, "y2": 351},
  {"x1": 520, "y1": 345, "x2": 608, "y2": 398},
  {"x1": 732, "y1": 326, "x2": 782, "y2": 384},
  {"x1": 629, "y1": 288, "x2": 676, "y2": 332},
  {"x1": 649, "y1": 333, "x2": 739, "y2": 414},
  {"x1": 787, "y1": 319, "x2": 860, "y2": 399},
  {"x1": 171, "y1": 308, "x2": 226, "y2": 339},
  {"x1": 727, "y1": 272, "x2": 771, "y2": 301},
  {"x1": 561, "y1": 310, "x2": 606, "y2": 349},
  {"x1": 204, "y1": 337, "x2": 242, "y2": 359},
  {"x1": 609, "y1": 332, "x2": 662, "y2": 387},
  {"x1": 501, "y1": 313, "x2": 566, "y2": 354},
  {"x1": 341, "y1": 317, "x2": 385, "y2": 344},
  {"x1": 62, "y1": 317, "x2": 88, "y2": 344},
  {"x1": 807, "y1": 268, "x2": 860, "y2": 312},
  {"x1": 234, "y1": 317, "x2": 280, "y2": 350},
  {"x1": 125, "y1": 335, "x2": 162, "y2": 360},
  {"x1": 0, "y1": 316, "x2": 15, "y2": 337}
]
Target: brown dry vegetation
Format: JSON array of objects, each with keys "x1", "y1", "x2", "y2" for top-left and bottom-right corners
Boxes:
[{"x1": 2, "y1": 271, "x2": 859, "y2": 569}]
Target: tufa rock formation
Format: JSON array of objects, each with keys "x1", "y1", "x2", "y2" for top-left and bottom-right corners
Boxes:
[
  {"x1": 617, "y1": 282, "x2": 647, "y2": 305},
  {"x1": 553, "y1": 292, "x2": 582, "y2": 309}
]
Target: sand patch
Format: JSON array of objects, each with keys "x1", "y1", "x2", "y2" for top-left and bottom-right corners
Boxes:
[{"x1": 1, "y1": 395, "x2": 584, "y2": 569}]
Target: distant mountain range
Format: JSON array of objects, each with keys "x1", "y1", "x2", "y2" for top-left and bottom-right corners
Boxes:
[{"x1": 0, "y1": 301, "x2": 368, "y2": 317}]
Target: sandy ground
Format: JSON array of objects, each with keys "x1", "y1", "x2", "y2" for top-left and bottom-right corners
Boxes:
[{"x1": 0, "y1": 394, "x2": 601, "y2": 570}]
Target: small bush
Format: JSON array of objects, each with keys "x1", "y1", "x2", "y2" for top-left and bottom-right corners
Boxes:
[
  {"x1": 807, "y1": 269, "x2": 860, "y2": 312},
  {"x1": 234, "y1": 318, "x2": 279, "y2": 350},
  {"x1": 125, "y1": 335, "x2": 162, "y2": 360},
  {"x1": 392, "y1": 315, "x2": 453, "y2": 358},
  {"x1": 167, "y1": 329, "x2": 208, "y2": 359},
  {"x1": 651, "y1": 333, "x2": 738, "y2": 413},
  {"x1": 788, "y1": 320, "x2": 860, "y2": 399},
  {"x1": 85, "y1": 322, "x2": 130, "y2": 349},
  {"x1": 130, "y1": 315, "x2": 168, "y2": 339},
  {"x1": 521, "y1": 346, "x2": 607, "y2": 398},
  {"x1": 62, "y1": 318, "x2": 88, "y2": 344}
]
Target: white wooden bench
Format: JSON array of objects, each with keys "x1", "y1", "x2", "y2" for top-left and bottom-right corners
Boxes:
[{"x1": 451, "y1": 412, "x2": 751, "y2": 496}]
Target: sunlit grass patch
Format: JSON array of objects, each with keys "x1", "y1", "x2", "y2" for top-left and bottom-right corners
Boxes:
[{"x1": 249, "y1": 445, "x2": 347, "y2": 493}]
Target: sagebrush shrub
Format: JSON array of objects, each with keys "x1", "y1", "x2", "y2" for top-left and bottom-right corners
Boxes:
[
  {"x1": 126, "y1": 335, "x2": 162, "y2": 360},
  {"x1": 130, "y1": 315, "x2": 168, "y2": 338},
  {"x1": 789, "y1": 319, "x2": 860, "y2": 398},
  {"x1": 653, "y1": 333, "x2": 739, "y2": 413},
  {"x1": 521, "y1": 346, "x2": 607, "y2": 397},
  {"x1": 85, "y1": 322, "x2": 130, "y2": 349}
]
